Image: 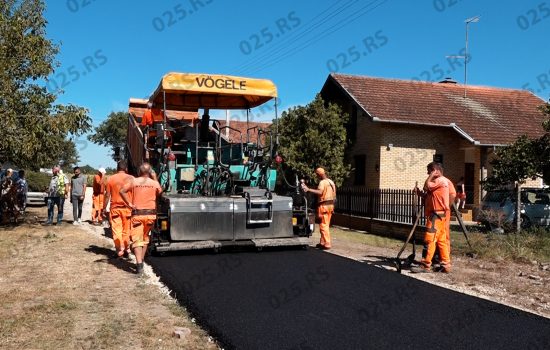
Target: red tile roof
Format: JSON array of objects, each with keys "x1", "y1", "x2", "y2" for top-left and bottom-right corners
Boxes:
[
  {"x1": 327, "y1": 74, "x2": 547, "y2": 145},
  {"x1": 128, "y1": 98, "x2": 198, "y2": 121},
  {"x1": 215, "y1": 120, "x2": 271, "y2": 144}
]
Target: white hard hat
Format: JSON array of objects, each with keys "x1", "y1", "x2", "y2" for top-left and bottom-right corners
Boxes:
[{"x1": 98, "y1": 167, "x2": 106, "y2": 174}]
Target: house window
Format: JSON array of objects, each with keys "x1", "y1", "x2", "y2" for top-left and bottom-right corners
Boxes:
[
  {"x1": 354, "y1": 155, "x2": 366, "y2": 185},
  {"x1": 433, "y1": 154, "x2": 443, "y2": 164}
]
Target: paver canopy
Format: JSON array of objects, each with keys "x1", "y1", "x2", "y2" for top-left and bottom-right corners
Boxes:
[{"x1": 150, "y1": 73, "x2": 278, "y2": 110}]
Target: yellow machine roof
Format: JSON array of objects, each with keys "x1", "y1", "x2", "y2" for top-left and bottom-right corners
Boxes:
[{"x1": 150, "y1": 72, "x2": 278, "y2": 110}]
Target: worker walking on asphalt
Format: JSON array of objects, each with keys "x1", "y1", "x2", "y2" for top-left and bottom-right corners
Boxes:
[
  {"x1": 301, "y1": 167, "x2": 336, "y2": 250},
  {"x1": 92, "y1": 167, "x2": 107, "y2": 225},
  {"x1": 103, "y1": 160, "x2": 134, "y2": 258},
  {"x1": 120, "y1": 162, "x2": 162, "y2": 275},
  {"x1": 412, "y1": 162, "x2": 451, "y2": 273}
]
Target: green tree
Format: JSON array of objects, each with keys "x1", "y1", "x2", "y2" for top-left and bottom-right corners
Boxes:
[
  {"x1": 88, "y1": 111, "x2": 128, "y2": 161},
  {"x1": 56, "y1": 137, "x2": 80, "y2": 168},
  {"x1": 276, "y1": 94, "x2": 351, "y2": 187},
  {"x1": 0, "y1": 0, "x2": 92, "y2": 170}
]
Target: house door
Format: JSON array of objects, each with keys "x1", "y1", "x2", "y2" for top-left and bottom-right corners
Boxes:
[{"x1": 464, "y1": 163, "x2": 475, "y2": 205}]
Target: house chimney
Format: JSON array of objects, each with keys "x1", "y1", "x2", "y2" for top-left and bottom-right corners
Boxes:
[{"x1": 439, "y1": 77, "x2": 457, "y2": 84}]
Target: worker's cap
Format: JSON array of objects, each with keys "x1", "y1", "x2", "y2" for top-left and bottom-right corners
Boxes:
[
  {"x1": 6, "y1": 168, "x2": 12, "y2": 173},
  {"x1": 98, "y1": 167, "x2": 106, "y2": 174},
  {"x1": 147, "y1": 101, "x2": 153, "y2": 108},
  {"x1": 315, "y1": 167, "x2": 326, "y2": 176}
]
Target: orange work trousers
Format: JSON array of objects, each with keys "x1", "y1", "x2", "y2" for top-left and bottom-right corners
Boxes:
[
  {"x1": 109, "y1": 207, "x2": 131, "y2": 253},
  {"x1": 92, "y1": 194, "x2": 105, "y2": 222},
  {"x1": 421, "y1": 213, "x2": 451, "y2": 271},
  {"x1": 130, "y1": 215, "x2": 156, "y2": 248},
  {"x1": 445, "y1": 210, "x2": 451, "y2": 254},
  {"x1": 318, "y1": 204, "x2": 334, "y2": 248}
]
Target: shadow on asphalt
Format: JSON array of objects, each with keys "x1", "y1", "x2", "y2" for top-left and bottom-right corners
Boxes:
[
  {"x1": 360, "y1": 254, "x2": 418, "y2": 272},
  {"x1": 84, "y1": 244, "x2": 135, "y2": 274},
  {"x1": 148, "y1": 244, "x2": 308, "y2": 258}
]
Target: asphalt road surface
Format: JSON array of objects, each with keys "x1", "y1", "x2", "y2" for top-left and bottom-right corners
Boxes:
[{"x1": 148, "y1": 249, "x2": 550, "y2": 350}]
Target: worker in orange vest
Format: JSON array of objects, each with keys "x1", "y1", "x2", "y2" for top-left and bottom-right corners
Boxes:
[
  {"x1": 92, "y1": 168, "x2": 107, "y2": 225},
  {"x1": 103, "y1": 160, "x2": 134, "y2": 258},
  {"x1": 120, "y1": 162, "x2": 162, "y2": 275},
  {"x1": 301, "y1": 167, "x2": 336, "y2": 250},
  {"x1": 140, "y1": 102, "x2": 164, "y2": 127},
  {"x1": 412, "y1": 162, "x2": 452, "y2": 273}
]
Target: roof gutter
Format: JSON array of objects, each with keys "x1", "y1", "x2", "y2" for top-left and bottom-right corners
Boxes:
[
  {"x1": 371, "y1": 117, "x2": 482, "y2": 145},
  {"x1": 449, "y1": 123, "x2": 480, "y2": 145}
]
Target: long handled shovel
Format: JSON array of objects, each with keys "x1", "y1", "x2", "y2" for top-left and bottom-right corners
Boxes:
[
  {"x1": 393, "y1": 186, "x2": 422, "y2": 273},
  {"x1": 451, "y1": 202, "x2": 476, "y2": 258}
]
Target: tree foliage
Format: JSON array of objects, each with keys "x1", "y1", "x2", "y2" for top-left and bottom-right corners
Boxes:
[
  {"x1": 0, "y1": 0, "x2": 91, "y2": 170},
  {"x1": 484, "y1": 135, "x2": 539, "y2": 190},
  {"x1": 88, "y1": 111, "x2": 128, "y2": 161},
  {"x1": 276, "y1": 94, "x2": 351, "y2": 187},
  {"x1": 537, "y1": 102, "x2": 550, "y2": 184}
]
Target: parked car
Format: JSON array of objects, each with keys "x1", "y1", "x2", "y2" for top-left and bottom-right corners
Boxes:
[
  {"x1": 26, "y1": 191, "x2": 47, "y2": 206},
  {"x1": 477, "y1": 188, "x2": 550, "y2": 230}
]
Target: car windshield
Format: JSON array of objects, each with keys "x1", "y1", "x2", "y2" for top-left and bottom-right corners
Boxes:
[{"x1": 483, "y1": 191, "x2": 510, "y2": 203}]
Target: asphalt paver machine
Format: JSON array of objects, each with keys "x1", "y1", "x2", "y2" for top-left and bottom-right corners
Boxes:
[{"x1": 126, "y1": 73, "x2": 314, "y2": 253}]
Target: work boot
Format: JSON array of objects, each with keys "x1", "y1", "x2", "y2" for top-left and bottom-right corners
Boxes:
[
  {"x1": 136, "y1": 262, "x2": 144, "y2": 276},
  {"x1": 434, "y1": 265, "x2": 451, "y2": 273},
  {"x1": 410, "y1": 265, "x2": 431, "y2": 273}
]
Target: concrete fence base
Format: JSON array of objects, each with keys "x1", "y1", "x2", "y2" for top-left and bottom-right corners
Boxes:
[{"x1": 332, "y1": 213, "x2": 424, "y2": 241}]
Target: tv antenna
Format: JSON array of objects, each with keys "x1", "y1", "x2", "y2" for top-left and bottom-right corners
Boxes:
[{"x1": 446, "y1": 15, "x2": 480, "y2": 98}]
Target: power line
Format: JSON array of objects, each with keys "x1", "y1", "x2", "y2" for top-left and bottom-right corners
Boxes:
[
  {"x1": 245, "y1": 0, "x2": 388, "y2": 75},
  {"x1": 233, "y1": 0, "x2": 358, "y2": 74}
]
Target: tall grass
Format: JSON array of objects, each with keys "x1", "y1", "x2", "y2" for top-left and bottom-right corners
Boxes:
[{"x1": 452, "y1": 227, "x2": 550, "y2": 263}]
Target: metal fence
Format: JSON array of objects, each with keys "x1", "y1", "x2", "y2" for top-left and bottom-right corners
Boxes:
[{"x1": 335, "y1": 187, "x2": 425, "y2": 226}]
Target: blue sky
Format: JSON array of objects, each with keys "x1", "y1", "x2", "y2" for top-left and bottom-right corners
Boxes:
[{"x1": 44, "y1": 0, "x2": 550, "y2": 168}]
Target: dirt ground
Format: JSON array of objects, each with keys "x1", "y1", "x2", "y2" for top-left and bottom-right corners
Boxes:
[
  {"x1": 316, "y1": 226, "x2": 550, "y2": 319},
  {"x1": 0, "y1": 195, "x2": 218, "y2": 350},
  {"x1": 1, "y1": 196, "x2": 549, "y2": 349}
]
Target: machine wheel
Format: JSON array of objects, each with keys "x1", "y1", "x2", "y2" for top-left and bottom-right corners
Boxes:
[
  {"x1": 148, "y1": 245, "x2": 163, "y2": 257},
  {"x1": 512, "y1": 215, "x2": 532, "y2": 230},
  {"x1": 520, "y1": 215, "x2": 532, "y2": 230}
]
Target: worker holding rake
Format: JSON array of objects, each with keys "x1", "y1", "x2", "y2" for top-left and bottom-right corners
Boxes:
[
  {"x1": 301, "y1": 167, "x2": 336, "y2": 250},
  {"x1": 411, "y1": 162, "x2": 451, "y2": 273}
]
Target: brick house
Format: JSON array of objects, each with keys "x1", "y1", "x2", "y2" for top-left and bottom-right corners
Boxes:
[{"x1": 320, "y1": 74, "x2": 548, "y2": 206}]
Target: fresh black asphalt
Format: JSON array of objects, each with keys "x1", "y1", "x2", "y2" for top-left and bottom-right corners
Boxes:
[{"x1": 147, "y1": 249, "x2": 550, "y2": 350}]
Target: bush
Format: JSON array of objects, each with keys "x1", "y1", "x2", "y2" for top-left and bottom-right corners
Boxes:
[{"x1": 26, "y1": 171, "x2": 51, "y2": 192}]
